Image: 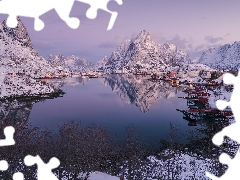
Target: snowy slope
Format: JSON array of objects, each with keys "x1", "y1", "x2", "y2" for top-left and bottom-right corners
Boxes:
[
  {"x1": 0, "y1": 17, "x2": 57, "y2": 78},
  {"x1": 0, "y1": 74, "x2": 57, "y2": 98},
  {"x1": 198, "y1": 42, "x2": 240, "y2": 70},
  {"x1": 94, "y1": 56, "x2": 109, "y2": 71},
  {"x1": 47, "y1": 54, "x2": 95, "y2": 72},
  {"x1": 95, "y1": 30, "x2": 191, "y2": 73}
]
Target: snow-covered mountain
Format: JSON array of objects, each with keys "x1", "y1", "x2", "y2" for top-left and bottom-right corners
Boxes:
[
  {"x1": 101, "y1": 74, "x2": 183, "y2": 112},
  {"x1": 94, "y1": 56, "x2": 108, "y2": 71},
  {"x1": 0, "y1": 17, "x2": 64, "y2": 98},
  {"x1": 47, "y1": 54, "x2": 94, "y2": 72},
  {"x1": 0, "y1": 17, "x2": 56, "y2": 77},
  {"x1": 198, "y1": 41, "x2": 240, "y2": 70},
  {"x1": 95, "y1": 30, "x2": 191, "y2": 73}
]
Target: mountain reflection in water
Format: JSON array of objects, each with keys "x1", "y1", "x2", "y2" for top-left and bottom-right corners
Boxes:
[{"x1": 101, "y1": 74, "x2": 185, "y2": 113}]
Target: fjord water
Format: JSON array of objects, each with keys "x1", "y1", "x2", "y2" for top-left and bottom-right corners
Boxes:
[{"x1": 27, "y1": 75, "x2": 198, "y2": 146}]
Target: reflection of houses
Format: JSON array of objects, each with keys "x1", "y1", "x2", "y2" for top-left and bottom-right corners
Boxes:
[
  {"x1": 177, "y1": 86, "x2": 233, "y2": 126},
  {"x1": 187, "y1": 90, "x2": 210, "y2": 103},
  {"x1": 177, "y1": 107, "x2": 232, "y2": 120},
  {"x1": 177, "y1": 105, "x2": 233, "y2": 127}
]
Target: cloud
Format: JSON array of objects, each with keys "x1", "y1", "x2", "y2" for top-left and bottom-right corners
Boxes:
[
  {"x1": 193, "y1": 44, "x2": 209, "y2": 52},
  {"x1": 165, "y1": 34, "x2": 189, "y2": 50},
  {"x1": 204, "y1": 36, "x2": 223, "y2": 43},
  {"x1": 151, "y1": 32, "x2": 165, "y2": 43},
  {"x1": 98, "y1": 34, "x2": 129, "y2": 48}
]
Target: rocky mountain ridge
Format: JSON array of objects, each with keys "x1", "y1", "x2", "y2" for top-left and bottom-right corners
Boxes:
[
  {"x1": 198, "y1": 41, "x2": 240, "y2": 70},
  {"x1": 95, "y1": 30, "x2": 191, "y2": 73},
  {"x1": 47, "y1": 54, "x2": 95, "y2": 73}
]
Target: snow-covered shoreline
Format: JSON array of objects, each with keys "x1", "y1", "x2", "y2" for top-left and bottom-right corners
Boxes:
[{"x1": 0, "y1": 74, "x2": 62, "y2": 99}]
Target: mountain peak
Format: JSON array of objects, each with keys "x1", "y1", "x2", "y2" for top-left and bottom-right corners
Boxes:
[
  {"x1": 1, "y1": 17, "x2": 33, "y2": 49},
  {"x1": 135, "y1": 30, "x2": 152, "y2": 42},
  {"x1": 137, "y1": 30, "x2": 150, "y2": 36},
  {"x1": 97, "y1": 30, "x2": 191, "y2": 73}
]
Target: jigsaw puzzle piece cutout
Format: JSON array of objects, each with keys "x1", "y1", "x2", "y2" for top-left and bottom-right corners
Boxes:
[
  {"x1": 76, "y1": 0, "x2": 123, "y2": 30},
  {"x1": 0, "y1": 0, "x2": 80, "y2": 31},
  {"x1": 0, "y1": 127, "x2": 15, "y2": 174},
  {"x1": 212, "y1": 71, "x2": 240, "y2": 146},
  {"x1": 24, "y1": 155, "x2": 60, "y2": 180},
  {"x1": 223, "y1": 73, "x2": 236, "y2": 85},
  {"x1": 54, "y1": 0, "x2": 80, "y2": 29},
  {"x1": 207, "y1": 70, "x2": 240, "y2": 179},
  {"x1": 216, "y1": 100, "x2": 230, "y2": 111},
  {"x1": 206, "y1": 151, "x2": 240, "y2": 180},
  {"x1": 12, "y1": 172, "x2": 24, "y2": 180},
  {"x1": 0, "y1": 126, "x2": 15, "y2": 146},
  {"x1": 0, "y1": 160, "x2": 8, "y2": 171},
  {"x1": 0, "y1": 0, "x2": 54, "y2": 30},
  {"x1": 211, "y1": 122, "x2": 240, "y2": 147}
]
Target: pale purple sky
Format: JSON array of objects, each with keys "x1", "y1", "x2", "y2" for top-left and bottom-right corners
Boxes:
[{"x1": 1, "y1": 0, "x2": 240, "y2": 62}]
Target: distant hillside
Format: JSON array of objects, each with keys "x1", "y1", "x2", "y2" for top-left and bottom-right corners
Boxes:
[
  {"x1": 47, "y1": 54, "x2": 95, "y2": 73},
  {"x1": 198, "y1": 41, "x2": 240, "y2": 70}
]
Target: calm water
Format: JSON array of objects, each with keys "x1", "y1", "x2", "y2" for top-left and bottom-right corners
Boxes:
[{"x1": 26, "y1": 74, "x2": 199, "y2": 145}]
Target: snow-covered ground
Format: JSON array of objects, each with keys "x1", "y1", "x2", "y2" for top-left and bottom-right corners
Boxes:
[
  {"x1": 0, "y1": 74, "x2": 56, "y2": 98},
  {"x1": 74, "y1": 147, "x2": 236, "y2": 180}
]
